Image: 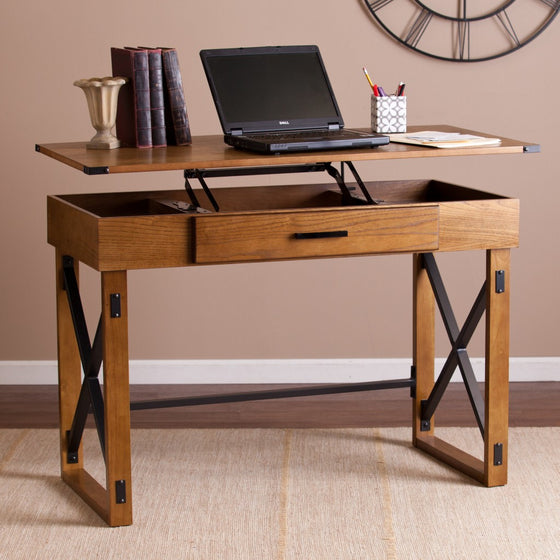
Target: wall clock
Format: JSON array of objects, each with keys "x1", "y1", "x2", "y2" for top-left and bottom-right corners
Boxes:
[{"x1": 363, "y1": 0, "x2": 560, "y2": 62}]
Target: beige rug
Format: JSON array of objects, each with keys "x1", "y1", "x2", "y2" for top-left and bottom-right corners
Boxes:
[{"x1": 1, "y1": 427, "x2": 559, "y2": 559}]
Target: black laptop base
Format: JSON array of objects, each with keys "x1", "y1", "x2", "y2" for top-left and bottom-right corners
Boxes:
[{"x1": 224, "y1": 131, "x2": 389, "y2": 154}]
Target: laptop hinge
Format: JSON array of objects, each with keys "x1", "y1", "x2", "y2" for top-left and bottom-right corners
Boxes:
[
  {"x1": 230, "y1": 128, "x2": 243, "y2": 136},
  {"x1": 328, "y1": 123, "x2": 341, "y2": 131}
]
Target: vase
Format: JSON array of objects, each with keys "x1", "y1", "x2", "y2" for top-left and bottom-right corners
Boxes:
[{"x1": 74, "y1": 76, "x2": 127, "y2": 149}]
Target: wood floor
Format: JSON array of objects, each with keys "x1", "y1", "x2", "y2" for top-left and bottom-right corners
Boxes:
[{"x1": 1, "y1": 382, "x2": 558, "y2": 428}]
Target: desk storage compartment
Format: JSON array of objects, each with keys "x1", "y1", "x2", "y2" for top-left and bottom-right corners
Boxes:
[{"x1": 47, "y1": 180, "x2": 519, "y2": 271}]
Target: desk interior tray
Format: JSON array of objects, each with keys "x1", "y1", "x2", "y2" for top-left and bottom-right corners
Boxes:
[{"x1": 47, "y1": 180, "x2": 519, "y2": 270}]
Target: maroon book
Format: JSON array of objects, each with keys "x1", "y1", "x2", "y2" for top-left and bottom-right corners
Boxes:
[
  {"x1": 111, "y1": 47, "x2": 152, "y2": 148},
  {"x1": 139, "y1": 47, "x2": 167, "y2": 147}
]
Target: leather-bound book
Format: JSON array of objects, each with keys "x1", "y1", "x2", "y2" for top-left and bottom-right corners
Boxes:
[
  {"x1": 161, "y1": 48, "x2": 192, "y2": 145},
  {"x1": 139, "y1": 47, "x2": 167, "y2": 147},
  {"x1": 111, "y1": 47, "x2": 152, "y2": 148}
]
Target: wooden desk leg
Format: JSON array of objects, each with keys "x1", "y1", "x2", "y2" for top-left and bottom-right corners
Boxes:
[
  {"x1": 101, "y1": 270, "x2": 132, "y2": 526},
  {"x1": 56, "y1": 254, "x2": 132, "y2": 526},
  {"x1": 56, "y1": 250, "x2": 83, "y2": 476},
  {"x1": 412, "y1": 250, "x2": 510, "y2": 487},
  {"x1": 484, "y1": 248, "x2": 510, "y2": 487},
  {"x1": 412, "y1": 253, "x2": 435, "y2": 441}
]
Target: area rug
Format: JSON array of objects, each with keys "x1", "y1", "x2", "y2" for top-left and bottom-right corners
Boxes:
[{"x1": 1, "y1": 427, "x2": 559, "y2": 559}]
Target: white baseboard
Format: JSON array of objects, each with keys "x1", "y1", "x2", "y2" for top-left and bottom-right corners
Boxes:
[{"x1": 0, "y1": 357, "x2": 558, "y2": 385}]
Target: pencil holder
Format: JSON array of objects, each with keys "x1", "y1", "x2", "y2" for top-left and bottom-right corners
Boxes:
[{"x1": 371, "y1": 95, "x2": 407, "y2": 133}]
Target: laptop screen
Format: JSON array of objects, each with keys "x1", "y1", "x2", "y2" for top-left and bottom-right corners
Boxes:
[{"x1": 200, "y1": 46, "x2": 344, "y2": 134}]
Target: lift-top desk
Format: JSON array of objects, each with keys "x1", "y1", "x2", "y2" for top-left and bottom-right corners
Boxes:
[{"x1": 36, "y1": 125, "x2": 537, "y2": 526}]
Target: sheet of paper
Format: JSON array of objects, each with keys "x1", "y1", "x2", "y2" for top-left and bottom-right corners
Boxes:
[{"x1": 389, "y1": 131, "x2": 502, "y2": 148}]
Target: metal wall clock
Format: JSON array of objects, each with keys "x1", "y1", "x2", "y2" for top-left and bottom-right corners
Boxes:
[{"x1": 363, "y1": 0, "x2": 560, "y2": 62}]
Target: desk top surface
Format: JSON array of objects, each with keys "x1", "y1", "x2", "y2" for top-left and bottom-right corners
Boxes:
[{"x1": 36, "y1": 125, "x2": 538, "y2": 175}]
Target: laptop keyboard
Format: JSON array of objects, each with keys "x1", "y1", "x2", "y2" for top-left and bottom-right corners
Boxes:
[{"x1": 247, "y1": 129, "x2": 360, "y2": 141}]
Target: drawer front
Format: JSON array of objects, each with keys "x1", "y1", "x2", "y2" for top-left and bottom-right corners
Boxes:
[{"x1": 194, "y1": 206, "x2": 439, "y2": 264}]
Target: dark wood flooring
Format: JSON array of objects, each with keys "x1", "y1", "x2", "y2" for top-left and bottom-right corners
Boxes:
[{"x1": 1, "y1": 382, "x2": 558, "y2": 428}]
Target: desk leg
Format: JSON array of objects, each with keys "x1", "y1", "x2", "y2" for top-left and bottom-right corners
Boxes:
[
  {"x1": 412, "y1": 253, "x2": 435, "y2": 441},
  {"x1": 101, "y1": 270, "x2": 132, "y2": 525},
  {"x1": 484, "y1": 248, "x2": 509, "y2": 487},
  {"x1": 55, "y1": 253, "x2": 132, "y2": 526},
  {"x1": 413, "y1": 250, "x2": 510, "y2": 487},
  {"x1": 56, "y1": 250, "x2": 84, "y2": 476}
]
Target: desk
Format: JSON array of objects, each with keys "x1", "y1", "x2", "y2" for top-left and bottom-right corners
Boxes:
[{"x1": 37, "y1": 125, "x2": 536, "y2": 526}]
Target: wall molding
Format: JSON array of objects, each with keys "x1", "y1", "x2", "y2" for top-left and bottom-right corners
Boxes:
[{"x1": 1, "y1": 357, "x2": 558, "y2": 385}]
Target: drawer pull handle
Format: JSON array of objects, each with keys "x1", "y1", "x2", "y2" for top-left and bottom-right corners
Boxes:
[{"x1": 294, "y1": 230, "x2": 348, "y2": 240}]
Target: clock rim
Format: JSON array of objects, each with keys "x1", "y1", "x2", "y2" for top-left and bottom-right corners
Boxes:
[
  {"x1": 413, "y1": 0, "x2": 518, "y2": 23},
  {"x1": 363, "y1": 0, "x2": 560, "y2": 62}
]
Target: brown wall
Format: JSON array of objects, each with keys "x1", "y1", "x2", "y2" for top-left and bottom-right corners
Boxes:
[{"x1": 1, "y1": 1, "x2": 558, "y2": 362}]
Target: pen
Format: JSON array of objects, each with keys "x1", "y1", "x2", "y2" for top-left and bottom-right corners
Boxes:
[
  {"x1": 397, "y1": 82, "x2": 406, "y2": 96},
  {"x1": 363, "y1": 67, "x2": 375, "y2": 93}
]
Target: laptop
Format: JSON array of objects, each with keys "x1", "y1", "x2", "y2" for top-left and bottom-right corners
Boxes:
[{"x1": 200, "y1": 45, "x2": 389, "y2": 154}]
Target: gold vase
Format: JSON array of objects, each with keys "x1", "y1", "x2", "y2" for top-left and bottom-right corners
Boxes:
[{"x1": 74, "y1": 76, "x2": 127, "y2": 149}]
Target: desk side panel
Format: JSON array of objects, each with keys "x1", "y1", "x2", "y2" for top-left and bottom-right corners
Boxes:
[
  {"x1": 97, "y1": 215, "x2": 193, "y2": 270},
  {"x1": 47, "y1": 196, "x2": 100, "y2": 269},
  {"x1": 438, "y1": 199, "x2": 519, "y2": 252}
]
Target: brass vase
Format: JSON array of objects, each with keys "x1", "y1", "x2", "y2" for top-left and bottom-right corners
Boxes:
[{"x1": 74, "y1": 76, "x2": 127, "y2": 149}]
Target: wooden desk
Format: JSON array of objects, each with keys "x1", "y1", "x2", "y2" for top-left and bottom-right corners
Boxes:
[{"x1": 36, "y1": 126, "x2": 536, "y2": 526}]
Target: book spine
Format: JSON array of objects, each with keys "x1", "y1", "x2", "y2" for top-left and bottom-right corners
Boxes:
[
  {"x1": 146, "y1": 49, "x2": 167, "y2": 147},
  {"x1": 131, "y1": 50, "x2": 152, "y2": 148},
  {"x1": 161, "y1": 49, "x2": 192, "y2": 146},
  {"x1": 110, "y1": 47, "x2": 152, "y2": 148}
]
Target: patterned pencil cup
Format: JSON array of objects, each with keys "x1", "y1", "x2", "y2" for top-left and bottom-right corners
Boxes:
[{"x1": 371, "y1": 95, "x2": 407, "y2": 133}]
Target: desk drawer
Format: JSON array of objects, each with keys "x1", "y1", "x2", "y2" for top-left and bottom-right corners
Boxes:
[{"x1": 194, "y1": 205, "x2": 439, "y2": 264}]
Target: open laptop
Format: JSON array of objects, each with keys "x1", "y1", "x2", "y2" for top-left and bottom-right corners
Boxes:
[{"x1": 200, "y1": 45, "x2": 389, "y2": 154}]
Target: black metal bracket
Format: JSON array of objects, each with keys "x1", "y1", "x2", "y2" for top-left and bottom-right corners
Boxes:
[
  {"x1": 62, "y1": 256, "x2": 106, "y2": 464},
  {"x1": 83, "y1": 165, "x2": 110, "y2": 176},
  {"x1": 110, "y1": 293, "x2": 122, "y2": 318},
  {"x1": 419, "y1": 253, "x2": 486, "y2": 438},
  {"x1": 410, "y1": 365, "x2": 416, "y2": 398},
  {"x1": 115, "y1": 479, "x2": 127, "y2": 504},
  {"x1": 493, "y1": 443, "x2": 503, "y2": 466},
  {"x1": 183, "y1": 161, "x2": 380, "y2": 212},
  {"x1": 420, "y1": 418, "x2": 431, "y2": 432},
  {"x1": 495, "y1": 270, "x2": 505, "y2": 294}
]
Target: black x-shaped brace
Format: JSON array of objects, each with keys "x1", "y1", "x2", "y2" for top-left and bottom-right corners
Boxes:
[
  {"x1": 62, "y1": 256, "x2": 106, "y2": 463},
  {"x1": 420, "y1": 253, "x2": 487, "y2": 437}
]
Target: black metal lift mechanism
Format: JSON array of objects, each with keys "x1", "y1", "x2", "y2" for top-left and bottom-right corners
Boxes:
[
  {"x1": 183, "y1": 160, "x2": 382, "y2": 212},
  {"x1": 61, "y1": 162, "x2": 491, "y2": 465}
]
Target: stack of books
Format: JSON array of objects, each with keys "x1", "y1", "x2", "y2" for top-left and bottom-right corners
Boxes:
[{"x1": 111, "y1": 46, "x2": 192, "y2": 148}]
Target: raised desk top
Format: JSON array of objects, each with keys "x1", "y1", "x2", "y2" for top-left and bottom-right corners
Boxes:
[{"x1": 36, "y1": 125, "x2": 538, "y2": 175}]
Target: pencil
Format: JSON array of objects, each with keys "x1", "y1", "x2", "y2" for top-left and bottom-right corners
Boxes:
[{"x1": 363, "y1": 67, "x2": 375, "y2": 93}]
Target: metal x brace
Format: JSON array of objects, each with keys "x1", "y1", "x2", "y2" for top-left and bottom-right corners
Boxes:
[
  {"x1": 62, "y1": 256, "x2": 106, "y2": 463},
  {"x1": 420, "y1": 253, "x2": 487, "y2": 437}
]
